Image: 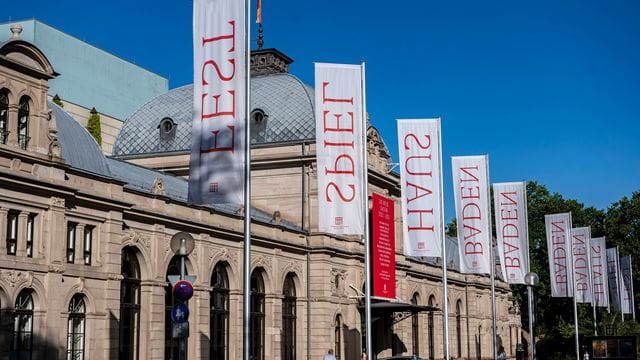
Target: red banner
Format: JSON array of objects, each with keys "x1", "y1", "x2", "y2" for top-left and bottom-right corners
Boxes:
[{"x1": 372, "y1": 193, "x2": 396, "y2": 300}]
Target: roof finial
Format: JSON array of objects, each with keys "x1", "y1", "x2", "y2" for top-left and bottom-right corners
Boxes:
[
  {"x1": 10, "y1": 23, "x2": 23, "y2": 39},
  {"x1": 257, "y1": 23, "x2": 264, "y2": 50}
]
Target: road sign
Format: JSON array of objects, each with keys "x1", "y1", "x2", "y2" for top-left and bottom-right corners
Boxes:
[
  {"x1": 168, "y1": 275, "x2": 197, "y2": 287},
  {"x1": 171, "y1": 303, "x2": 189, "y2": 323},
  {"x1": 173, "y1": 280, "x2": 194, "y2": 301}
]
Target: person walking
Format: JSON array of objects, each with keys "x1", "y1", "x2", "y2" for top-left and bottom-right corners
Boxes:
[
  {"x1": 497, "y1": 345, "x2": 507, "y2": 360},
  {"x1": 323, "y1": 349, "x2": 337, "y2": 360}
]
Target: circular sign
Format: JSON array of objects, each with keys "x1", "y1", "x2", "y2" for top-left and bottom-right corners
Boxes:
[
  {"x1": 171, "y1": 303, "x2": 189, "y2": 323},
  {"x1": 173, "y1": 280, "x2": 194, "y2": 301}
]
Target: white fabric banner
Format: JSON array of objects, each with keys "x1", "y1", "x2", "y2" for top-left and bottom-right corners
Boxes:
[
  {"x1": 493, "y1": 182, "x2": 529, "y2": 284},
  {"x1": 189, "y1": 0, "x2": 246, "y2": 205},
  {"x1": 315, "y1": 63, "x2": 364, "y2": 235},
  {"x1": 606, "y1": 247, "x2": 621, "y2": 311},
  {"x1": 545, "y1": 213, "x2": 574, "y2": 297},
  {"x1": 589, "y1": 237, "x2": 609, "y2": 307},
  {"x1": 452, "y1": 156, "x2": 491, "y2": 274},
  {"x1": 397, "y1": 119, "x2": 443, "y2": 257},
  {"x1": 620, "y1": 255, "x2": 633, "y2": 314},
  {"x1": 571, "y1": 227, "x2": 593, "y2": 303}
]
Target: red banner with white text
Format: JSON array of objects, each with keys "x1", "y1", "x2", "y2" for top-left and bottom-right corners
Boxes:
[
  {"x1": 189, "y1": 0, "x2": 246, "y2": 206},
  {"x1": 372, "y1": 193, "x2": 396, "y2": 300},
  {"x1": 493, "y1": 182, "x2": 529, "y2": 284},
  {"x1": 314, "y1": 63, "x2": 364, "y2": 235}
]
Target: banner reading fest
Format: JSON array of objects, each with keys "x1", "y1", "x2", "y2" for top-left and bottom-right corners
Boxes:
[
  {"x1": 571, "y1": 227, "x2": 593, "y2": 304},
  {"x1": 397, "y1": 119, "x2": 443, "y2": 257},
  {"x1": 493, "y1": 182, "x2": 529, "y2": 284},
  {"x1": 315, "y1": 63, "x2": 364, "y2": 235},
  {"x1": 372, "y1": 193, "x2": 396, "y2": 300},
  {"x1": 189, "y1": 0, "x2": 246, "y2": 205},
  {"x1": 544, "y1": 213, "x2": 574, "y2": 297},
  {"x1": 590, "y1": 237, "x2": 609, "y2": 307},
  {"x1": 452, "y1": 155, "x2": 491, "y2": 274}
]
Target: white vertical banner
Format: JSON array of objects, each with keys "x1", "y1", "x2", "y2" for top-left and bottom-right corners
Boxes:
[
  {"x1": 189, "y1": 0, "x2": 246, "y2": 205},
  {"x1": 620, "y1": 255, "x2": 633, "y2": 315},
  {"x1": 590, "y1": 237, "x2": 609, "y2": 307},
  {"x1": 315, "y1": 63, "x2": 364, "y2": 235},
  {"x1": 452, "y1": 155, "x2": 491, "y2": 274},
  {"x1": 397, "y1": 119, "x2": 443, "y2": 257},
  {"x1": 493, "y1": 182, "x2": 530, "y2": 284},
  {"x1": 545, "y1": 213, "x2": 574, "y2": 297},
  {"x1": 606, "y1": 247, "x2": 621, "y2": 311},
  {"x1": 571, "y1": 227, "x2": 593, "y2": 303}
]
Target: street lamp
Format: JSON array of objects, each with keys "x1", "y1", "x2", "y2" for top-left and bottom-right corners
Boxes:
[{"x1": 524, "y1": 272, "x2": 539, "y2": 360}]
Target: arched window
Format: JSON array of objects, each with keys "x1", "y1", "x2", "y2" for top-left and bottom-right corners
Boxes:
[
  {"x1": 334, "y1": 315, "x2": 342, "y2": 360},
  {"x1": 456, "y1": 300, "x2": 462, "y2": 358},
  {"x1": 411, "y1": 293, "x2": 420, "y2": 356},
  {"x1": 250, "y1": 269, "x2": 265, "y2": 360},
  {"x1": 12, "y1": 289, "x2": 34, "y2": 360},
  {"x1": 165, "y1": 256, "x2": 184, "y2": 360},
  {"x1": 67, "y1": 294, "x2": 86, "y2": 360},
  {"x1": 120, "y1": 247, "x2": 141, "y2": 360},
  {"x1": 18, "y1": 96, "x2": 29, "y2": 150},
  {"x1": 427, "y1": 295, "x2": 435, "y2": 360},
  {"x1": 282, "y1": 273, "x2": 296, "y2": 360},
  {"x1": 0, "y1": 90, "x2": 8, "y2": 144},
  {"x1": 210, "y1": 262, "x2": 229, "y2": 360}
]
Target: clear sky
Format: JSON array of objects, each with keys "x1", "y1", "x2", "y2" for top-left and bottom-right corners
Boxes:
[{"x1": 4, "y1": 0, "x2": 639, "y2": 222}]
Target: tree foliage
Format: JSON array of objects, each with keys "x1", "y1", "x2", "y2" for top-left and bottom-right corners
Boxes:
[
  {"x1": 52, "y1": 94, "x2": 64, "y2": 108},
  {"x1": 86, "y1": 107, "x2": 102, "y2": 146}
]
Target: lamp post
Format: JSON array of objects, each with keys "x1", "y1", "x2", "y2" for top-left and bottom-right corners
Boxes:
[
  {"x1": 170, "y1": 232, "x2": 195, "y2": 360},
  {"x1": 524, "y1": 272, "x2": 539, "y2": 360}
]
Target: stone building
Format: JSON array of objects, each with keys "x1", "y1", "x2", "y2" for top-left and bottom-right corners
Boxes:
[{"x1": 0, "y1": 24, "x2": 520, "y2": 360}]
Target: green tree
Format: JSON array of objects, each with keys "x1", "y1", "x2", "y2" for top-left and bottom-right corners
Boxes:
[
  {"x1": 86, "y1": 107, "x2": 102, "y2": 146},
  {"x1": 52, "y1": 94, "x2": 64, "y2": 108}
]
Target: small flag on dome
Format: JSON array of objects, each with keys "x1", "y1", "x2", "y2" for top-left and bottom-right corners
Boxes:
[{"x1": 256, "y1": 0, "x2": 262, "y2": 24}]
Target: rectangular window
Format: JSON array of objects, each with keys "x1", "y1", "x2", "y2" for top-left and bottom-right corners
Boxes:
[
  {"x1": 6, "y1": 210, "x2": 18, "y2": 255},
  {"x1": 83, "y1": 226, "x2": 93, "y2": 265},
  {"x1": 67, "y1": 223, "x2": 77, "y2": 263},
  {"x1": 26, "y1": 214, "x2": 35, "y2": 258}
]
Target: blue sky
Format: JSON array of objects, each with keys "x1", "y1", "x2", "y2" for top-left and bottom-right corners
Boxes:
[{"x1": 4, "y1": 0, "x2": 639, "y2": 222}]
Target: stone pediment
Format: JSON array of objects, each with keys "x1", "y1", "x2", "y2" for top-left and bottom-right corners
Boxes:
[{"x1": 0, "y1": 36, "x2": 57, "y2": 79}]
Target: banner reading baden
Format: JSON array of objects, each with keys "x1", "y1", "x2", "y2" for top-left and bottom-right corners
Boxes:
[
  {"x1": 315, "y1": 63, "x2": 364, "y2": 235},
  {"x1": 493, "y1": 182, "x2": 529, "y2": 284},
  {"x1": 397, "y1": 119, "x2": 443, "y2": 257},
  {"x1": 545, "y1": 213, "x2": 573, "y2": 297},
  {"x1": 452, "y1": 156, "x2": 491, "y2": 274},
  {"x1": 189, "y1": 0, "x2": 246, "y2": 205},
  {"x1": 571, "y1": 227, "x2": 593, "y2": 304}
]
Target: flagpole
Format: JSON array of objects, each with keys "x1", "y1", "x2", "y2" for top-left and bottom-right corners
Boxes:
[
  {"x1": 630, "y1": 257, "x2": 636, "y2": 321},
  {"x1": 242, "y1": 0, "x2": 252, "y2": 359},
  {"x1": 568, "y1": 215, "x2": 579, "y2": 360},
  {"x1": 439, "y1": 119, "x2": 450, "y2": 360},
  {"x1": 486, "y1": 155, "x2": 497, "y2": 360},
  {"x1": 360, "y1": 61, "x2": 373, "y2": 360}
]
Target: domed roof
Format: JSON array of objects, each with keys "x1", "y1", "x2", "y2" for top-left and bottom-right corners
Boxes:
[
  {"x1": 112, "y1": 72, "x2": 315, "y2": 157},
  {"x1": 52, "y1": 102, "x2": 111, "y2": 176}
]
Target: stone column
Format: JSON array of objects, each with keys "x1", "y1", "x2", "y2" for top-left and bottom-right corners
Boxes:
[
  {"x1": 75, "y1": 224, "x2": 86, "y2": 264},
  {"x1": 0, "y1": 207, "x2": 7, "y2": 254},
  {"x1": 16, "y1": 211, "x2": 28, "y2": 256},
  {"x1": 47, "y1": 197, "x2": 66, "y2": 264}
]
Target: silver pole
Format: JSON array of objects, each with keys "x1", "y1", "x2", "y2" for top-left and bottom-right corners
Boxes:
[
  {"x1": 360, "y1": 62, "x2": 373, "y2": 360},
  {"x1": 630, "y1": 257, "x2": 636, "y2": 321},
  {"x1": 180, "y1": 256, "x2": 186, "y2": 360},
  {"x1": 527, "y1": 285, "x2": 535, "y2": 360},
  {"x1": 486, "y1": 156, "x2": 497, "y2": 360},
  {"x1": 573, "y1": 291, "x2": 580, "y2": 359},
  {"x1": 439, "y1": 119, "x2": 449, "y2": 360},
  {"x1": 243, "y1": 0, "x2": 252, "y2": 358}
]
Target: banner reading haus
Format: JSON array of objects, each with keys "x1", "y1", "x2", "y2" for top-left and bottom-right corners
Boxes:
[
  {"x1": 571, "y1": 227, "x2": 593, "y2": 304},
  {"x1": 590, "y1": 237, "x2": 609, "y2": 307},
  {"x1": 397, "y1": 119, "x2": 443, "y2": 257},
  {"x1": 545, "y1": 213, "x2": 574, "y2": 297},
  {"x1": 315, "y1": 63, "x2": 364, "y2": 235},
  {"x1": 452, "y1": 156, "x2": 491, "y2": 274},
  {"x1": 189, "y1": 0, "x2": 246, "y2": 205},
  {"x1": 493, "y1": 182, "x2": 529, "y2": 284}
]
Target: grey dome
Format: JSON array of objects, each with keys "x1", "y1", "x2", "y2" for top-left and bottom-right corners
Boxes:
[
  {"x1": 52, "y1": 102, "x2": 111, "y2": 176},
  {"x1": 112, "y1": 73, "x2": 315, "y2": 157}
]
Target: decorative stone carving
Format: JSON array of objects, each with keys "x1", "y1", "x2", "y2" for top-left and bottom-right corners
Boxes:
[
  {"x1": 252, "y1": 255, "x2": 270, "y2": 270},
  {"x1": 48, "y1": 264, "x2": 65, "y2": 274},
  {"x1": 49, "y1": 196, "x2": 65, "y2": 208},
  {"x1": 330, "y1": 268, "x2": 347, "y2": 295},
  {"x1": 272, "y1": 210, "x2": 281, "y2": 225},
  {"x1": 281, "y1": 261, "x2": 303, "y2": 279},
  {"x1": 10, "y1": 158, "x2": 21, "y2": 170},
  {"x1": 152, "y1": 177, "x2": 165, "y2": 195},
  {"x1": 1, "y1": 270, "x2": 32, "y2": 288},
  {"x1": 122, "y1": 230, "x2": 151, "y2": 251}
]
